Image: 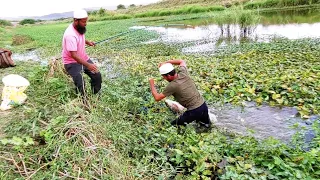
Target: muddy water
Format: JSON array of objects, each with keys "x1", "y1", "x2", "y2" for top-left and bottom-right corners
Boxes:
[
  {"x1": 209, "y1": 102, "x2": 318, "y2": 144},
  {"x1": 11, "y1": 50, "x2": 41, "y2": 62}
]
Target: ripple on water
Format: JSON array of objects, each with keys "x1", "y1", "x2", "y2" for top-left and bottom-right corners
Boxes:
[{"x1": 210, "y1": 102, "x2": 318, "y2": 143}]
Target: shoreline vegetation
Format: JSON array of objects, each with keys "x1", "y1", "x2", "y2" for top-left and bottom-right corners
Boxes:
[{"x1": 0, "y1": 1, "x2": 320, "y2": 25}]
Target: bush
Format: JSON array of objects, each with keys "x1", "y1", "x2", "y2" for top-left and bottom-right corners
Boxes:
[
  {"x1": 0, "y1": 19, "x2": 12, "y2": 26},
  {"x1": 98, "y1": 8, "x2": 105, "y2": 16},
  {"x1": 117, "y1": 4, "x2": 126, "y2": 10},
  {"x1": 12, "y1": 34, "x2": 34, "y2": 45},
  {"x1": 19, "y1": 19, "x2": 36, "y2": 25}
]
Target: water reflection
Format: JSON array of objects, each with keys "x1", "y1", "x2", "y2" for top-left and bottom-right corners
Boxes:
[
  {"x1": 138, "y1": 22, "x2": 320, "y2": 53},
  {"x1": 136, "y1": 8, "x2": 320, "y2": 54}
]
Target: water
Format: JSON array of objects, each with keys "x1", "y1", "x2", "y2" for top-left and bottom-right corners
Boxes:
[
  {"x1": 11, "y1": 50, "x2": 41, "y2": 62},
  {"x1": 91, "y1": 57, "x2": 121, "y2": 79},
  {"x1": 134, "y1": 8, "x2": 320, "y2": 144},
  {"x1": 209, "y1": 102, "x2": 318, "y2": 144},
  {"x1": 133, "y1": 8, "x2": 320, "y2": 54}
]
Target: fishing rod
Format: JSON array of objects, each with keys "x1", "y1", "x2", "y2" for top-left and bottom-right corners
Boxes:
[
  {"x1": 93, "y1": 26, "x2": 147, "y2": 45},
  {"x1": 91, "y1": 23, "x2": 195, "y2": 46}
]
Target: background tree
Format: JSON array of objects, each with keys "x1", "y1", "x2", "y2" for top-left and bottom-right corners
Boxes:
[
  {"x1": 19, "y1": 19, "x2": 36, "y2": 25},
  {"x1": 98, "y1": 8, "x2": 105, "y2": 16},
  {"x1": 129, "y1": 4, "x2": 136, "y2": 8},
  {"x1": 117, "y1": 4, "x2": 126, "y2": 10}
]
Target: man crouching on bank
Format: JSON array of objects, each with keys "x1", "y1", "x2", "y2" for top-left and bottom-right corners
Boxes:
[{"x1": 149, "y1": 59, "x2": 211, "y2": 128}]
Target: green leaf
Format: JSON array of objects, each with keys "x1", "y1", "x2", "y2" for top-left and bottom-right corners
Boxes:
[
  {"x1": 174, "y1": 149, "x2": 183, "y2": 155},
  {"x1": 244, "y1": 164, "x2": 252, "y2": 170},
  {"x1": 0, "y1": 139, "x2": 9, "y2": 145},
  {"x1": 202, "y1": 169, "x2": 212, "y2": 175},
  {"x1": 272, "y1": 94, "x2": 281, "y2": 100},
  {"x1": 273, "y1": 156, "x2": 282, "y2": 165},
  {"x1": 11, "y1": 136, "x2": 23, "y2": 146},
  {"x1": 24, "y1": 137, "x2": 34, "y2": 146}
]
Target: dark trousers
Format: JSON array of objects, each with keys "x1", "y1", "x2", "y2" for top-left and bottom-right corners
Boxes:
[
  {"x1": 171, "y1": 102, "x2": 211, "y2": 126},
  {"x1": 64, "y1": 59, "x2": 102, "y2": 95}
]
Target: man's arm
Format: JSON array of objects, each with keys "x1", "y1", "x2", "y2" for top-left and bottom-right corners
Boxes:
[
  {"x1": 85, "y1": 40, "x2": 95, "y2": 46},
  {"x1": 70, "y1": 51, "x2": 98, "y2": 73},
  {"x1": 159, "y1": 59, "x2": 186, "y2": 67},
  {"x1": 149, "y1": 79, "x2": 166, "y2": 101}
]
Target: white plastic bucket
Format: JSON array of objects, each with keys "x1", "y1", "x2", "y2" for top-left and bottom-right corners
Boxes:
[{"x1": 1, "y1": 74, "x2": 30, "y2": 111}]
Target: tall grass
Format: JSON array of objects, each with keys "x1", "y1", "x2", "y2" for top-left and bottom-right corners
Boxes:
[
  {"x1": 244, "y1": 0, "x2": 320, "y2": 9},
  {"x1": 134, "y1": 5, "x2": 225, "y2": 18},
  {"x1": 0, "y1": 19, "x2": 12, "y2": 27}
]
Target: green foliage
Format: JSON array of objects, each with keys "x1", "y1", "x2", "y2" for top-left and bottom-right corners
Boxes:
[
  {"x1": 0, "y1": 19, "x2": 12, "y2": 26},
  {"x1": 98, "y1": 7, "x2": 105, "y2": 16},
  {"x1": 0, "y1": 11, "x2": 319, "y2": 179},
  {"x1": 134, "y1": 5, "x2": 225, "y2": 18},
  {"x1": 244, "y1": 0, "x2": 320, "y2": 9},
  {"x1": 117, "y1": 4, "x2": 126, "y2": 10},
  {"x1": 12, "y1": 34, "x2": 34, "y2": 45},
  {"x1": 19, "y1": 19, "x2": 36, "y2": 25},
  {"x1": 129, "y1": 4, "x2": 136, "y2": 8}
]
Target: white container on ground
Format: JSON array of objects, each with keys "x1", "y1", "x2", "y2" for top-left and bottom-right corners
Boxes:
[{"x1": 1, "y1": 74, "x2": 30, "y2": 111}]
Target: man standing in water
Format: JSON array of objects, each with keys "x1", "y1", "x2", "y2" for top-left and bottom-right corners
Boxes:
[
  {"x1": 62, "y1": 9, "x2": 102, "y2": 97},
  {"x1": 149, "y1": 59, "x2": 211, "y2": 128}
]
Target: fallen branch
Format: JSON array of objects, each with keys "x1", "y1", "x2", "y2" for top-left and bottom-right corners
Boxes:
[{"x1": 18, "y1": 153, "x2": 29, "y2": 176}]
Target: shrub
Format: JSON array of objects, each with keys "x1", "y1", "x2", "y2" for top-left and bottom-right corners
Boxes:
[
  {"x1": 117, "y1": 4, "x2": 126, "y2": 10},
  {"x1": 98, "y1": 8, "x2": 105, "y2": 16},
  {"x1": 12, "y1": 34, "x2": 34, "y2": 45},
  {"x1": 19, "y1": 19, "x2": 36, "y2": 25},
  {"x1": 0, "y1": 19, "x2": 12, "y2": 26}
]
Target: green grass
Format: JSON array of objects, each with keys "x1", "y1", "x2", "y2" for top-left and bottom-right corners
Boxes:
[
  {"x1": 0, "y1": 14, "x2": 319, "y2": 179},
  {"x1": 244, "y1": 0, "x2": 320, "y2": 9},
  {"x1": 0, "y1": 19, "x2": 12, "y2": 27}
]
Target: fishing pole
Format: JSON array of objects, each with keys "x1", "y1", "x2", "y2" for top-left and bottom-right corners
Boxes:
[
  {"x1": 91, "y1": 23, "x2": 194, "y2": 46},
  {"x1": 93, "y1": 26, "x2": 147, "y2": 45}
]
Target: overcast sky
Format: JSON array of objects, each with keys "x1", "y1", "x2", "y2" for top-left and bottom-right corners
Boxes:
[{"x1": 0, "y1": 0, "x2": 161, "y2": 18}]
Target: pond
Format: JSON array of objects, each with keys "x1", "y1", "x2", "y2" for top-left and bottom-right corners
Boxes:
[
  {"x1": 132, "y1": 7, "x2": 320, "y2": 54},
  {"x1": 209, "y1": 102, "x2": 318, "y2": 148},
  {"x1": 134, "y1": 7, "x2": 320, "y2": 144}
]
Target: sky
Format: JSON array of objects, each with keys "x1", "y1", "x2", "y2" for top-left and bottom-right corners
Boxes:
[{"x1": 0, "y1": 0, "x2": 161, "y2": 18}]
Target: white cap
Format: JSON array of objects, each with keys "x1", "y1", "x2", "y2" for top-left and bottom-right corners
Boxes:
[
  {"x1": 73, "y1": 9, "x2": 88, "y2": 19},
  {"x1": 159, "y1": 63, "x2": 174, "y2": 75}
]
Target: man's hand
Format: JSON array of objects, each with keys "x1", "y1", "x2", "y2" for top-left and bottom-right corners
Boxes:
[
  {"x1": 149, "y1": 78, "x2": 166, "y2": 101},
  {"x1": 87, "y1": 63, "x2": 99, "y2": 73},
  {"x1": 158, "y1": 62, "x2": 165, "y2": 67},
  {"x1": 86, "y1": 41, "x2": 95, "y2": 47},
  {"x1": 149, "y1": 78, "x2": 155, "y2": 85}
]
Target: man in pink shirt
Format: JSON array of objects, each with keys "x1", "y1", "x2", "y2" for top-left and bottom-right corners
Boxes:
[{"x1": 62, "y1": 9, "x2": 101, "y2": 97}]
